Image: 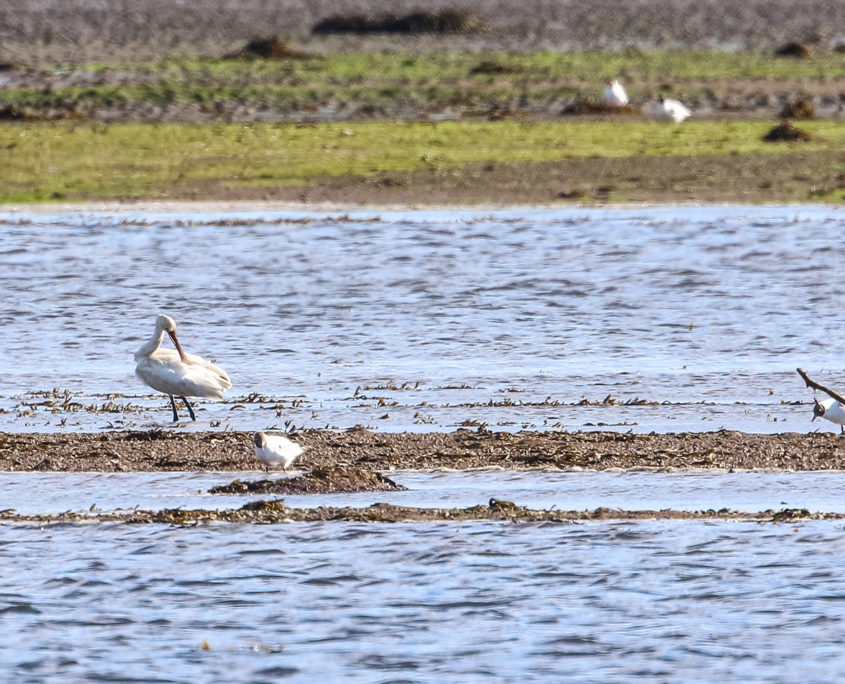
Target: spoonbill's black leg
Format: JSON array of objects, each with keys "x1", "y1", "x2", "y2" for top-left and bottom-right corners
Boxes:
[
  {"x1": 169, "y1": 395, "x2": 180, "y2": 422},
  {"x1": 180, "y1": 396, "x2": 197, "y2": 421}
]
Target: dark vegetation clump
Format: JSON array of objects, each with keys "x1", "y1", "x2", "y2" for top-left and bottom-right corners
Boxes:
[
  {"x1": 561, "y1": 100, "x2": 640, "y2": 115},
  {"x1": 775, "y1": 42, "x2": 811, "y2": 58},
  {"x1": 469, "y1": 59, "x2": 521, "y2": 75},
  {"x1": 763, "y1": 120, "x2": 812, "y2": 142},
  {"x1": 779, "y1": 97, "x2": 816, "y2": 119},
  {"x1": 313, "y1": 9, "x2": 485, "y2": 35},
  {"x1": 225, "y1": 36, "x2": 313, "y2": 60},
  {"x1": 209, "y1": 466, "x2": 407, "y2": 495},
  {"x1": 0, "y1": 104, "x2": 25, "y2": 120}
]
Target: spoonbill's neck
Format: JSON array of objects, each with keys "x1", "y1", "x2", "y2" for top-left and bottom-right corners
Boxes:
[{"x1": 134, "y1": 324, "x2": 166, "y2": 360}]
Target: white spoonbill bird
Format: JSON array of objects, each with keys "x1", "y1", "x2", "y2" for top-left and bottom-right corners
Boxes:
[
  {"x1": 604, "y1": 79, "x2": 629, "y2": 107},
  {"x1": 134, "y1": 314, "x2": 231, "y2": 422},
  {"x1": 812, "y1": 397, "x2": 845, "y2": 434},
  {"x1": 656, "y1": 95, "x2": 691, "y2": 123},
  {"x1": 254, "y1": 432, "x2": 305, "y2": 475}
]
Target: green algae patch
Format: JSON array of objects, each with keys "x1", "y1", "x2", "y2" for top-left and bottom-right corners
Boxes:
[{"x1": 2, "y1": 119, "x2": 844, "y2": 204}]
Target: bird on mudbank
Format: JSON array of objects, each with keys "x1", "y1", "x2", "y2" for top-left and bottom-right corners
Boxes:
[
  {"x1": 134, "y1": 314, "x2": 231, "y2": 422},
  {"x1": 656, "y1": 95, "x2": 691, "y2": 123},
  {"x1": 254, "y1": 432, "x2": 305, "y2": 475},
  {"x1": 604, "y1": 79, "x2": 629, "y2": 107},
  {"x1": 812, "y1": 397, "x2": 845, "y2": 434}
]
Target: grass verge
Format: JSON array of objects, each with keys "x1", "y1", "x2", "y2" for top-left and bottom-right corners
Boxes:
[{"x1": 2, "y1": 119, "x2": 843, "y2": 204}]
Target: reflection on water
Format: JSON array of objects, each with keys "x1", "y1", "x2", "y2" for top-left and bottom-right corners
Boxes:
[
  {"x1": 1, "y1": 205, "x2": 843, "y2": 434},
  {"x1": 2, "y1": 520, "x2": 845, "y2": 682}
]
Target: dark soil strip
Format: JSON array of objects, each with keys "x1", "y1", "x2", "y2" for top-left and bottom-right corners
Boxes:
[{"x1": 3, "y1": 428, "x2": 845, "y2": 472}]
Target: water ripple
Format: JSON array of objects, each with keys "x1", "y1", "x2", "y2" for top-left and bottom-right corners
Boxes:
[
  {"x1": 1, "y1": 205, "x2": 844, "y2": 435},
  {"x1": 8, "y1": 521, "x2": 845, "y2": 680}
]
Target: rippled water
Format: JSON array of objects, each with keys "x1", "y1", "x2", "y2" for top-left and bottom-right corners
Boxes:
[
  {"x1": 1, "y1": 204, "x2": 844, "y2": 433},
  {"x1": 4, "y1": 204, "x2": 845, "y2": 681},
  {"x1": 1, "y1": 520, "x2": 844, "y2": 682}
]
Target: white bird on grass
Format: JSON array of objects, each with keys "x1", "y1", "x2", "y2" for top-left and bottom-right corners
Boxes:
[
  {"x1": 812, "y1": 397, "x2": 845, "y2": 434},
  {"x1": 134, "y1": 314, "x2": 231, "y2": 422},
  {"x1": 656, "y1": 95, "x2": 691, "y2": 123},
  {"x1": 604, "y1": 79, "x2": 629, "y2": 107},
  {"x1": 254, "y1": 432, "x2": 305, "y2": 476}
]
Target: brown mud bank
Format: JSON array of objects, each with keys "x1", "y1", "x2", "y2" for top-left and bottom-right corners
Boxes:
[
  {"x1": 3, "y1": 428, "x2": 845, "y2": 473},
  {"x1": 209, "y1": 465, "x2": 406, "y2": 495},
  {"x1": 201, "y1": 150, "x2": 845, "y2": 207},
  {"x1": 0, "y1": 500, "x2": 835, "y2": 526}
]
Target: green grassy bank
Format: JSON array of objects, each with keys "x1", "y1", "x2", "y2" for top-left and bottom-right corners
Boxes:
[{"x1": 3, "y1": 119, "x2": 843, "y2": 204}]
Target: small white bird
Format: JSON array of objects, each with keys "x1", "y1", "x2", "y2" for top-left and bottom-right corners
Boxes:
[
  {"x1": 254, "y1": 432, "x2": 305, "y2": 475},
  {"x1": 656, "y1": 95, "x2": 691, "y2": 123},
  {"x1": 134, "y1": 314, "x2": 231, "y2": 422},
  {"x1": 604, "y1": 79, "x2": 629, "y2": 107},
  {"x1": 812, "y1": 397, "x2": 845, "y2": 434}
]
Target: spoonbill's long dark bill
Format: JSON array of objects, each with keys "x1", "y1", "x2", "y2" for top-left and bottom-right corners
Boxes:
[{"x1": 134, "y1": 314, "x2": 232, "y2": 422}]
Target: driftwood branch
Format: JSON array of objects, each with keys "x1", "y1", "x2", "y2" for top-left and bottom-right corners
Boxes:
[{"x1": 796, "y1": 368, "x2": 845, "y2": 406}]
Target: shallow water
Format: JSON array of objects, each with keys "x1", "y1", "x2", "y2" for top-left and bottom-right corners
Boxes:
[
  {"x1": 2, "y1": 204, "x2": 844, "y2": 433},
  {"x1": 2, "y1": 470, "x2": 845, "y2": 516},
  {"x1": 4, "y1": 203, "x2": 845, "y2": 681},
  {"x1": 2, "y1": 520, "x2": 845, "y2": 683}
]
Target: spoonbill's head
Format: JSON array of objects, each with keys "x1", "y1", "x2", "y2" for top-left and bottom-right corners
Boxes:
[
  {"x1": 156, "y1": 314, "x2": 177, "y2": 332},
  {"x1": 812, "y1": 398, "x2": 825, "y2": 421},
  {"x1": 155, "y1": 314, "x2": 188, "y2": 362},
  {"x1": 254, "y1": 432, "x2": 267, "y2": 448}
]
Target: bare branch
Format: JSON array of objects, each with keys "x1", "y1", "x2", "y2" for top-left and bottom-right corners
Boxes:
[{"x1": 796, "y1": 368, "x2": 845, "y2": 406}]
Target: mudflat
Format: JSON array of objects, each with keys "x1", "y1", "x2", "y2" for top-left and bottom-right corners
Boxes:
[{"x1": 3, "y1": 428, "x2": 844, "y2": 473}]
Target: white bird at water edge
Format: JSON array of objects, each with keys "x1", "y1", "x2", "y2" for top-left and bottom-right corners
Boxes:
[
  {"x1": 134, "y1": 314, "x2": 231, "y2": 422},
  {"x1": 812, "y1": 397, "x2": 845, "y2": 434},
  {"x1": 604, "y1": 79, "x2": 629, "y2": 107},
  {"x1": 254, "y1": 432, "x2": 305, "y2": 475}
]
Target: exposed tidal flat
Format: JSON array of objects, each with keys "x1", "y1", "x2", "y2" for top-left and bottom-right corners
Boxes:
[{"x1": 3, "y1": 4, "x2": 845, "y2": 677}]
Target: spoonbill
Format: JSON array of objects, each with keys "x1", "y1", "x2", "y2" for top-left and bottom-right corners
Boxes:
[
  {"x1": 604, "y1": 79, "x2": 629, "y2": 107},
  {"x1": 134, "y1": 314, "x2": 231, "y2": 422},
  {"x1": 254, "y1": 432, "x2": 305, "y2": 475},
  {"x1": 812, "y1": 397, "x2": 845, "y2": 434},
  {"x1": 656, "y1": 95, "x2": 691, "y2": 123}
]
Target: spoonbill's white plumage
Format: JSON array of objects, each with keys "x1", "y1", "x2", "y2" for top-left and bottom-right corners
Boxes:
[
  {"x1": 656, "y1": 95, "x2": 691, "y2": 123},
  {"x1": 254, "y1": 432, "x2": 305, "y2": 475},
  {"x1": 604, "y1": 79, "x2": 629, "y2": 107},
  {"x1": 134, "y1": 314, "x2": 231, "y2": 422},
  {"x1": 812, "y1": 397, "x2": 845, "y2": 434}
]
